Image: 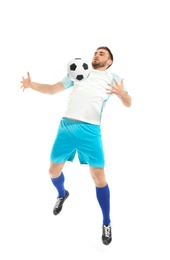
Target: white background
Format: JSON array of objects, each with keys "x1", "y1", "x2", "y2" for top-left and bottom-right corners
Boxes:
[{"x1": 0, "y1": 0, "x2": 170, "y2": 259}]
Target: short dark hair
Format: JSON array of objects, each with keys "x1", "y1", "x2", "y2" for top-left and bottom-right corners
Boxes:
[{"x1": 97, "y1": 46, "x2": 114, "y2": 63}]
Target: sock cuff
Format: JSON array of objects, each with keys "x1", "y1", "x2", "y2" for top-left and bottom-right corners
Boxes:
[
  {"x1": 96, "y1": 184, "x2": 109, "y2": 190},
  {"x1": 51, "y1": 172, "x2": 64, "y2": 184}
]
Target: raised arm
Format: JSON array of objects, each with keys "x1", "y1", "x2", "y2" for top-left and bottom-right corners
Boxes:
[{"x1": 20, "y1": 72, "x2": 65, "y2": 95}]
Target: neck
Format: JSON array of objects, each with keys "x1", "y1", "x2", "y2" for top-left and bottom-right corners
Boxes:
[{"x1": 93, "y1": 67, "x2": 107, "y2": 71}]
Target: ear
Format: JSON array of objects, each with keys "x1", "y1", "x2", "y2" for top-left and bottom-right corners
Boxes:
[{"x1": 107, "y1": 60, "x2": 112, "y2": 66}]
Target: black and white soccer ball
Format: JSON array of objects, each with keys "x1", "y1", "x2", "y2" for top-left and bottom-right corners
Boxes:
[{"x1": 67, "y1": 58, "x2": 90, "y2": 82}]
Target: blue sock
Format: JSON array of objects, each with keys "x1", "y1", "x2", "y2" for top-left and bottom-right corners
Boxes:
[
  {"x1": 96, "y1": 184, "x2": 111, "y2": 226},
  {"x1": 51, "y1": 172, "x2": 66, "y2": 198}
]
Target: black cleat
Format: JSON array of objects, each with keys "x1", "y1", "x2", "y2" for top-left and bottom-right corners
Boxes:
[
  {"x1": 102, "y1": 224, "x2": 112, "y2": 245},
  {"x1": 53, "y1": 190, "x2": 69, "y2": 215}
]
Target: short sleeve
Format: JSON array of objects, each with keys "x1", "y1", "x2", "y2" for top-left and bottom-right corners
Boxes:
[
  {"x1": 61, "y1": 76, "x2": 74, "y2": 89},
  {"x1": 111, "y1": 73, "x2": 127, "y2": 92}
]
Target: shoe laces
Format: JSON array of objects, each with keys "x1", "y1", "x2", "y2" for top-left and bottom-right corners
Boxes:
[
  {"x1": 103, "y1": 225, "x2": 111, "y2": 237},
  {"x1": 54, "y1": 197, "x2": 63, "y2": 208}
]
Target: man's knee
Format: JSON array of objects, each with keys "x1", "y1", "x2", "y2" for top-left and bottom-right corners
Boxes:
[
  {"x1": 89, "y1": 167, "x2": 107, "y2": 187},
  {"x1": 49, "y1": 162, "x2": 65, "y2": 178}
]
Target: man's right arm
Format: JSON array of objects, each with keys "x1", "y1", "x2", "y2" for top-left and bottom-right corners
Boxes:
[
  {"x1": 21, "y1": 72, "x2": 66, "y2": 94},
  {"x1": 30, "y1": 81, "x2": 65, "y2": 95}
]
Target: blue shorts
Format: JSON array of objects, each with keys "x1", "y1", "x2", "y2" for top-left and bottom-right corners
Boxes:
[{"x1": 50, "y1": 117, "x2": 105, "y2": 168}]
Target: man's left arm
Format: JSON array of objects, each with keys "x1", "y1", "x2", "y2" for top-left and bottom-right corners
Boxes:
[{"x1": 106, "y1": 79, "x2": 131, "y2": 107}]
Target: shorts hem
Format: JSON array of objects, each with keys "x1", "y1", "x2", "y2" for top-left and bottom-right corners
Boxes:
[{"x1": 84, "y1": 162, "x2": 105, "y2": 168}]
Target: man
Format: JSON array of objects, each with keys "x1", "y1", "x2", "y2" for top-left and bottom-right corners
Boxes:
[{"x1": 20, "y1": 46, "x2": 131, "y2": 245}]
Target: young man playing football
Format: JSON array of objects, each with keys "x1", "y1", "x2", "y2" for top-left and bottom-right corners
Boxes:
[{"x1": 20, "y1": 46, "x2": 131, "y2": 245}]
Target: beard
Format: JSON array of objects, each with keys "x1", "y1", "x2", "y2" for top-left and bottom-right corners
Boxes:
[{"x1": 92, "y1": 60, "x2": 107, "y2": 69}]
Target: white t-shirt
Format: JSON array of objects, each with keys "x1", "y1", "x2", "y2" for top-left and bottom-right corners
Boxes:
[{"x1": 61, "y1": 69, "x2": 125, "y2": 125}]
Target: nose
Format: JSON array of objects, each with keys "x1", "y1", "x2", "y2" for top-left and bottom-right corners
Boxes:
[{"x1": 94, "y1": 55, "x2": 99, "y2": 60}]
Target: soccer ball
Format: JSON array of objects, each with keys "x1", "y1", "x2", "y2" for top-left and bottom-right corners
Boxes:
[{"x1": 67, "y1": 58, "x2": 90, "y2": 82}]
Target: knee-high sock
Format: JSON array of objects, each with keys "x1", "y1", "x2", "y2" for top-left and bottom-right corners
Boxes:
[
  {"x1": 51, "y1": 172, "x2": 66, "y2": 198},
  {"x1": 96, "y1": 184, "x2": 111, "y2": 226}
]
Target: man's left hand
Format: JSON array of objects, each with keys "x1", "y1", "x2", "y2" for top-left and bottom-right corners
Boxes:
[{"x1": 106, "y1": 79, "x2": 126, "y2": 98}]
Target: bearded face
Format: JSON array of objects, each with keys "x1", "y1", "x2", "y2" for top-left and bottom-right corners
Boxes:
[
  {"x1": 91, "y1": 49, "x2": 112, "y2": 70},
  {"x1": 92, "y1": 59, "x2": 109, "y2": 69}
]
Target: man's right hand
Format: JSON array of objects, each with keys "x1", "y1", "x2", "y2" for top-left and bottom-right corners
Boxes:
[{"x1": 20, "y1": 72, "x2": 31, "y2": 91}]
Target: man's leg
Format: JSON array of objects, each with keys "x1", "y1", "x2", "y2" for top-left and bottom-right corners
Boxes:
[
  {"x1": 89, "y1": 167, "x2": 110, "y2": 225},
  {"x1": 49, "y1": 162, "x2": 66, "y2": 197},
  {"x1": 49, "y1": 162, "x2": 69, "y2": 215},
  {"x1": 89, "y1": 167, "x2": 112, "y2": 245}
]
